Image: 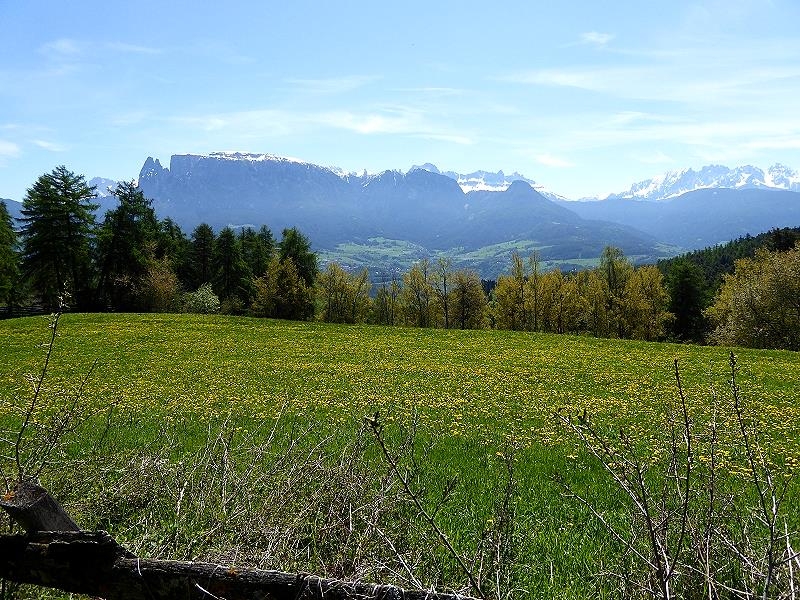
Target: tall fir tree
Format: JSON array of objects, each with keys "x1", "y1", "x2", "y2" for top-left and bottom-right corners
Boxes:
[
  {"x1": 212, "y1": 226, "x2": 250, "y2": 309},
  {"x1": 239, "y1": 226, "x2": 272, "y2": 278},
  {"x1": 279, "y1": 227, "x2": 317, "y2": 287},
  {"x1": 19, "y1": 166, "x2": 98, "y2": 310},
  {"x1": 666, "y1": 258, "x2": 708, "y2": 342},
  {"x1": 189, "y1": 223, "x2": 215, "y2": 289},
  {"x1": 0, "y1": 200, "x2": 20, "y2": 313},
  {"x1": 96, "y1": 181, "x2": 159, "y2": 310}
]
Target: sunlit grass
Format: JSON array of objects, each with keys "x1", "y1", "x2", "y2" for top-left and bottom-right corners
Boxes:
[
  {"x1": 1, "y1": 313, "x2": 798, "y2": 597},
  {"x1": 2, "y1": 313, "x2": 797, "y2": 452}
]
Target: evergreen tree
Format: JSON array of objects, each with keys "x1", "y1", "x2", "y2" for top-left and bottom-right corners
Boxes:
[
  {"x1": 666, "y1": 258, "x2": 708, "y2": 342},
  {"x1": 212, "y1": 226, "x2": 250, "y2": 309},
  {"x1": 239, "y1": 226, "x2": 273, "y2": 278},
  {"x1": 96, "y1": 181, "x2": 159, "y2": 310},
  {"x1": 19, "y1": 166, "x2": 98, "y2": 309},
  {"x1": 0, "y1": 200, "x2": 20, "y2": 313},
  {"x1": 279, "y1": 227, "x2": 317, "y2": 287},
  {"x1": 189, "y1": 224, "x2": 215, "y2": 289},
  {"x1": 155, "y1": 218, "x2": 191, "y2": 286}
]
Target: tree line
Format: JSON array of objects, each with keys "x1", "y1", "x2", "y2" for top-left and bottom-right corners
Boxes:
[
  {"x1": 2, "y1": 166, "x2": 798, "y2": 350},
  {"x1": 0, "y1": 166, "x2": 316, "y2": 317},
  {"x1": 658, "y1": 227, "x2": 800, "y2": 347}
]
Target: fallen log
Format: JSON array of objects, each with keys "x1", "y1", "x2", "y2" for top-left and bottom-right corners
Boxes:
[
  {"x1": 0, "y1": 484, "x2": 477, "y2": 600},
  {"x1": 0, "y1": 531, "x2": 474, "y2": 600}
]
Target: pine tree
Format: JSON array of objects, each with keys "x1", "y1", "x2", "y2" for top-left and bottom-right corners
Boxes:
[
  {"x1": 0, "y1": 201, "x2": 20, "y2": 312},
  {"x1": 20, "y1": 166, "x2": 98, "y2": 309},
  {"x1": 239, "y1": 226, "x2": 273, "y2": 278},
  {"x1": 189, "y1": 224, "x2": 215, "y2": 289},
  {"x1": 279, "y1": 227, "x2": 317, "y2": 287},
  {"x1": 96, "y1": 181, "x2": 159, "y2": 310},
  {"x1": 212, "y1": 226, "x2": 250, "y2": 309},
  {"x1": 666, "y1": 258, "x2": 708, "y2": 342}
]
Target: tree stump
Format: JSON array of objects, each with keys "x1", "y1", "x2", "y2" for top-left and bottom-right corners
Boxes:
[{"x1": 0, "y1": 480, "x2": 79, "y2": 532}]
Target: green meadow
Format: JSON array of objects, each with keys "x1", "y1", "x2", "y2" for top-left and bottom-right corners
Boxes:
[{"x1": 1, "y1": 313, "x2": 799, "y2": 597}]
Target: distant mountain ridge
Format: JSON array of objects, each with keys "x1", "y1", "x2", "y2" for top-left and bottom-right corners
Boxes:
[
  {"x1": 599, "y1": 163, "x2": 800, "y2": 202},
  {"x1": 136, "y1": 152, "x2": 660, "y2": 276},
  {"x1": 561, "y1": 187, "x2": 800, "y2": 248},
  {"x1": 6, "y1": 154, "x2": 800, "y2": 277}
]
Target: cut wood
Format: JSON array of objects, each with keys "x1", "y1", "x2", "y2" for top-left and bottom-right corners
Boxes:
[{"x1": 0, "y1": 480, "x2": 79, "y2": 533}]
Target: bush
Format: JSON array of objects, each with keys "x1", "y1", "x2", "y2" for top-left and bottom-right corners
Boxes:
[{"x1": 183, "y1": 283, "x2": 220, "y2": 314}]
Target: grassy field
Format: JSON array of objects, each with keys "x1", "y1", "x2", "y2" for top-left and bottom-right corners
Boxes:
[{"x1": 1, "y1": 313, "x2": 799, "y2": 597}]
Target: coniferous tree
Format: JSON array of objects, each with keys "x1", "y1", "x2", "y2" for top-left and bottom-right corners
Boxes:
[
  {"x1": 666, "y1": 258, "x2": 708, "y2": 342},
  {"x1": 0, "y1": 200, "x2": 20, "y2": 313},
  {"x1": 279, "y1": 227, "x2": 317, "y2": 287},
  {"x1": 155, "y1": 218, "x2": 191, "y2": 286},
  {"x1": 189, "y1": 223, "x2": 215, "y2": 289},
  {"x1": 212, "y1": 226, "x2": 250, "y2": 310},
  {"x1": 239, "y1": 226, "x2": 272, "y2": 278},
  {"x1": 19, "y1": 166, "x2": 98, "y2": 309},
  {"x1": 96, "y1": 181, "x2": 159, "y2": 310}
]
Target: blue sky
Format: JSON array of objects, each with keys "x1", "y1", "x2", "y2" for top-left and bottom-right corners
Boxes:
[{"x1": 2, "y1": 0, "x2": 799, "y2": 201}]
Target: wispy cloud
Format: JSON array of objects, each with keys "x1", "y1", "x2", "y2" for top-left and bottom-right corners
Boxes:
[
  {"x1": 170, "y1": 104, "x2": 473, "y2": 147},
  {"x1": 580, "y1": 31, "x2": 614, "y2": 46},
  {"x1": 534, "y1": 153, "x2": 574, "y2": 168},
  {"x1": 39, "y1": 38, "x2": 81, "y2": 58},
  {"x1": 106, "y1": 42, "x2": 162, "y2": 55},
  {"x1": 0, "y1": 140, "x2": 20, "y2": 158},
  {"x1": 286, "y1": 76, "x2": 377, "y2": 95},
  {"x1": 32, "y1": 139, "x2": 66, "y2": 152}
]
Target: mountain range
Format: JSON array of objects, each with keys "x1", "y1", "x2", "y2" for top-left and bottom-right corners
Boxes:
[
  {"x1": 4, "y1": 154, "x2": 800, "y2": 277},
  {"x1": 599, "y1": 163, "x2": 800, "y2": 201}
]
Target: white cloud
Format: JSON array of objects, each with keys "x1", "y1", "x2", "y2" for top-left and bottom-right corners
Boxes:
[
  {"x1": 32, "y1": 140, "x2": 66, "y2": 152},
  {"x1": 319, "y1": 110, "x2": 420, "y2": 135},
  {"x1": 502, "y1": 37, "x2": 800, "y2": 110},
  {"x1": 580, "y1": 31, "x2": 614, "y2": 46},
  {"x1": 107, "y1": 42, "x2": 162, "y2": 55},
  {"x1": 39, "y1": 38, "x2": 81, "y2": 58},
  {"x1": 171, "y1": 104, "x2": 471, "y2": 146},
  {"x1": 534, "y1": 153, "x2": 574, "y2": 168},
  {"x1": 286, "y1": 76, "x2": 376, "y2": 95},
  {"x1": 0, "y1": 140, "x2": 21, "y2": 158}
]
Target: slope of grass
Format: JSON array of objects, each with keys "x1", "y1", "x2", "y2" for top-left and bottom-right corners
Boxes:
[
  {"x1": 2, "y1": 313, "x2": 797, "y2": 448},
  {"x1": 1, "y1": 313, "x2": 799, "y2": 597}
]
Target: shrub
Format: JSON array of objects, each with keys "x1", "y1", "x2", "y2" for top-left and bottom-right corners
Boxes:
[{"x1": 183, "y1": 283, "x2": 220, "y2": 314}]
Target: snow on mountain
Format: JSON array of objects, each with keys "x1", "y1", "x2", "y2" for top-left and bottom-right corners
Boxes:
[
  {"x1": 408, "y1": 163, "x2": 567, "y2": 201},
  {"x1": 601, "y1": 163, "x2": 800, "y2": 201},
  {"x1": 87, "y1": 177, "x2": 120, "y2": 197},
  {"x1": 200, "y1": 151, "x2": 312, "y2": 165}
]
